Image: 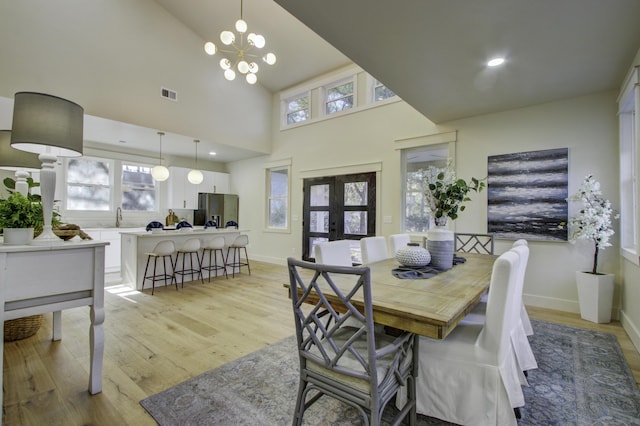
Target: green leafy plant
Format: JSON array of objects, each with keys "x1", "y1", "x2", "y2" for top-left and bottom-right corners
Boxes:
[
  {"x1": 422, "y1": 164, "x2": 485, "y2": 224},
  {"x1": 0, "y1": 192, "x2": 44, "y2": 231},
  {"x1": 0, "y1": 177, "x2": 59, "y2": 234}
]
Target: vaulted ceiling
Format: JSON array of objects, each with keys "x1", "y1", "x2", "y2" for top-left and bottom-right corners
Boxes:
[{"x1": 0, "y1": 0, "x2": 639, "y2": 163}]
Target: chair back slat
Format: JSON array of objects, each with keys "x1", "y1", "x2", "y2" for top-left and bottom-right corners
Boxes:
[{"x1": 455, "y1": 233, "x2": 495, "y2": 254}]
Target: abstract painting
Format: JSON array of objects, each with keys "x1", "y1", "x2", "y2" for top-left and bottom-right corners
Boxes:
[{"x1": 487, "y1": 148, "x2": 568, "y2": 241}]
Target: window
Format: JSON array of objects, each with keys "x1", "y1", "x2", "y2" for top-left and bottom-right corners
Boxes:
[
  {"x1": 285, "y1": 93, "x2": 310, "y2": 125},
  {"x1": 402, "y1": 144, "x2": 449, "y2": 232},
  {"x1": 373, "y1": 79, "x2": 396, "y2": 102},
  {"x1": 66, "y1": 157, "x2": 112, "y2": 211},
  {"x1": 267, "y1": 166, "x2": 289, "y2": 229},
  {"x1": 121, "y1": 163, "x2": 157, "y2": 211},
  {"x1": 325, "y1": 79, "x2": 354, "y2": 115},
  {"x1": 619, "y1": 66, "x2": 639, "y2": 263}
]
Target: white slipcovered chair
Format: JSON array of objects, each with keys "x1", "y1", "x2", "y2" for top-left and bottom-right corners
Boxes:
[
  {"x1": 398, "y1": 248, "x2": 524, "y2": 425},
  {"x1": 388, "y1": 233, "x2": 411, "y2": 257},
  {"x1": 359, "y1": 236, "x2": 389, "y2": 264},
  {"x1": 313, "y1": 240, "x2": 353, "y2": 267},
  {"x1": 462, "y1": 240, "x2": 537, "y2": 375},
  {"x1": 513, "y1": 239, "x2": 534, "y2": 336}
]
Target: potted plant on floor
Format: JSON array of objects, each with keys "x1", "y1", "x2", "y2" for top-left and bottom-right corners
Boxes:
[{"x1": 567, "y1": 174, "x2": 618, "y2": 323}]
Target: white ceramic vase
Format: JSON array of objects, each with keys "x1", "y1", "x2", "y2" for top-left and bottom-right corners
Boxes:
[
  {"x1": 426, "y1": 224, "x2": 454, "y2": 270},
  {"x1": 395, "y1": 243, "x2": 431, "y2": 267},
  {"x1": 576, "y1": 271, "x2": 614, "y2": 323}
]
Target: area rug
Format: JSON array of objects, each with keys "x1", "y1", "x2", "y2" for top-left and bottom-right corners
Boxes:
[{"x1": 140, "y1": 320, "x2": 640, "y2": 425}]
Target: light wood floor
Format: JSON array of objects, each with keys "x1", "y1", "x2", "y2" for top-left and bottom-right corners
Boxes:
[{"x1": 3, "y1": 261, "x2": 640, "y2": 425}]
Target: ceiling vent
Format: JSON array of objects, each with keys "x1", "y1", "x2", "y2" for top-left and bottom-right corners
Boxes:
[{"x1": 161, "y1": 87, "x2": 177, "y2": 102}]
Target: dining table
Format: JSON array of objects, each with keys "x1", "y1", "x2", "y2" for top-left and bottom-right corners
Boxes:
[{"x1": 287, "y1": 252, "x2": 497, "y2": 339}]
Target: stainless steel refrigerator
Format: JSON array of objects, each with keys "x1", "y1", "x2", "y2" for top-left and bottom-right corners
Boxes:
[{"x1": 193, "y1": 193, "x2": 239, "y2": 227}]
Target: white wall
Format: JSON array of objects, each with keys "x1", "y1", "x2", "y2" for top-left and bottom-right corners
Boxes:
[{"x1": 228, "y1": 89, "x2": 622, "y2": 320}]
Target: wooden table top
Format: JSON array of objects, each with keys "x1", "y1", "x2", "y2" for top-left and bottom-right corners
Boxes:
[{"x1": 287, "y1": 253, "x2": 497, "y2": 339}]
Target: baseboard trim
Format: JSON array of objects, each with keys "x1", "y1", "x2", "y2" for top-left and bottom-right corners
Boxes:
[{"x1": 620, "y1": 310, "x2": 640, "y2": 353}]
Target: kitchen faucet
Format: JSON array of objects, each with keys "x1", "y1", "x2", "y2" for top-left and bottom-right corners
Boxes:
[{"x1": 116, "y1": 207, "x2": 123, "y2": 228}]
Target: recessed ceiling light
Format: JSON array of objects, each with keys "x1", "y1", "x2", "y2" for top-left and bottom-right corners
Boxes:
[
  {"x1": 209, "y1": 151, "x2": 217, "y2": 156},
  {"x1": 487, "y1": 57, "x2": 505, "y2": 67}
]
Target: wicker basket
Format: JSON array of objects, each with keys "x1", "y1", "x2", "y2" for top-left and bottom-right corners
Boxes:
[{"x1": 4, "y1": 314, "x2": 43, "y2": 341}]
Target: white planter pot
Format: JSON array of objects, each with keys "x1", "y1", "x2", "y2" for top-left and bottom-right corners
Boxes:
[
  {"x1": 3, "y1": 228, "x2": 34, "y2": 245},
  {"x1": 576, "y1": 271, "x2": 614, "y2": 324}
]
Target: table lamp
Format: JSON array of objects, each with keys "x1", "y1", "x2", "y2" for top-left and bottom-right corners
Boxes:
[
  {"x1": 10, "y1": 92, "x2": 84, "y2": 242},
  {"x1": 0, "y1": 130, "x2": 42, "y2": 196}
]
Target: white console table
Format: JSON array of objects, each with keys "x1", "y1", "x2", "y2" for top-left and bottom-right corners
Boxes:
[{"x1": 0, "y1": 240, "x2": 108, "y2": 424}]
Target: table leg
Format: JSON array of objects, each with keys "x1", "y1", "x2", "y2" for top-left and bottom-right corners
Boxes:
[
  {"x1": 89, "y1": 304, "x2": 105, "y2": 394},
  {"x1": 52, "y1": 311, "x2": 62, "y2": 341}
]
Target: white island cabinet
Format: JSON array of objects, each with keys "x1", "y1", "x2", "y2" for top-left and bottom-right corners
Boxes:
[{"x1": 120, "y1": 228, "x2": 245, "y2": 290}]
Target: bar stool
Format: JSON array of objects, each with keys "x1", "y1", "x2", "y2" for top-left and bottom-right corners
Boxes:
[
  {"x1": 173, "y1": 238, "x2": 204, "y2": 286},
  {"x1": 201, "y1": 236, "x2": 228, "y2": 281},
  {"x1": 141, "y1": 240, "x2": 177, "y2": 295},
  {"x1": 226, "y1": 234, "x2": 250, "y2": 278}
]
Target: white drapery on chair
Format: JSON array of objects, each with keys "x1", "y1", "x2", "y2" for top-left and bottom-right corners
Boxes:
[
  {"x1": 398, "y1": 248, "x2": 524, "y2": 425},
  {"x1": 462, "y1": 240, "x2": 537, "y2": 374},
  {"x1": 389, "y1": 234, "x2": 411, "y2": 257},
  {"x1": 314, "y1": 240, "x2": 353, "y2": 267},
  {"x1": 360, "y1": 236, "x2": 389, "y2": 264}
]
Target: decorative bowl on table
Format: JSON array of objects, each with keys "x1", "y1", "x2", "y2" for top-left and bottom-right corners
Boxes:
[
  {"x1": 395, "y1": 243, "x2": 431, "y2": 267},
  {"x1": 53, "y1": 224, "x2": 81, "y2": 241}
]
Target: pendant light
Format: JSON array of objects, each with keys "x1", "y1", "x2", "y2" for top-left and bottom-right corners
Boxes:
[
  {"x1": 151, "y1": 131, "x2": 169, "y2": 181},
  {"x1": 188, "y1": 139, "x2": 204, "y2": 184}
]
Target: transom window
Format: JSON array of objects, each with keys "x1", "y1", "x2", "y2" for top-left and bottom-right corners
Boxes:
[
  {"x1": 325, "y1": 79, "x2": 354, "y2": 115},
  {"x1": 66, "y1": 157, "x2": 112, "y2": 211},
  {"x1": 373, "y1": 79, "x2": 396, "y2": 102},
  {"x1": 285, "y1": 93, "x2": 310, "y2": 125}
]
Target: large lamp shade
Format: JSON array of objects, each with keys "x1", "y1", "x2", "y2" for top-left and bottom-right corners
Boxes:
[
  {"x1": 10, "y1": 92, "x2": 84, "y2": 243},
  {"x1": 10, "y1": 92, "x2": 84, "y2": 157},
  {"x1": 0, "y1": 130, "x2": 41, "y2": 170}
]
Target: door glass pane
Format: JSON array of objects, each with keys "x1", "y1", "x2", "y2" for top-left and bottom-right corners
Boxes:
[
  {"x1": 344, "y1": 182, "x2": 367, "y2": 206},
  {"x1": 344, "y1": 211, "x2": 367, "y2": 235},
  {"x1": 310, "y1": 184, "x2": 329, "y2": 206},
  {"x1": 310, "y1": 211, "x2": 329, "y2": 233}
]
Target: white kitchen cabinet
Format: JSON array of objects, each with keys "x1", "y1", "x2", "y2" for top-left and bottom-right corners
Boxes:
[
  {"x1": 168, "y1": 168, "x2": 231, "y2": 209},
  {"x1": 168, "y1": 167, "x2": 198, "y2": 209},
  {"x1": 212, "y1": 172, "x2": 230, "y2": 193},
  {"x1": 194, "y1": 171, "x2": 230, "y2": 194}
]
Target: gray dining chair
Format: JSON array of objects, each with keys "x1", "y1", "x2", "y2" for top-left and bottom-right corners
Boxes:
[
  {"x1": 287, "y1": 257, "x2": 418, "y2": 426},
  {"x1": 454, "y1": 232, "x2": 495, "y2": 254}
]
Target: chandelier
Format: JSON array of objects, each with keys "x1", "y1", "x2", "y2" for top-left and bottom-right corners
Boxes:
[{"x1": 203, "y1": 0, "x2": 276, "y2": 84}]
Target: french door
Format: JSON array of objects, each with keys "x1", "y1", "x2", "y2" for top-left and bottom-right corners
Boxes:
[{"x1": 302, "y1": 172, "x2": 376, "y2": 262}]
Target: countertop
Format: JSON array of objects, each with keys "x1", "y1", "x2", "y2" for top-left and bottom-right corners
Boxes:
[{"x1": 119, "y1": 228, "x2": 246, "y2": 237}]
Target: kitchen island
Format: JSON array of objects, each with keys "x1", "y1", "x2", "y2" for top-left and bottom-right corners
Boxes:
[{"x1": 120, "y1": 228, "x2": 246, "y2": 290}]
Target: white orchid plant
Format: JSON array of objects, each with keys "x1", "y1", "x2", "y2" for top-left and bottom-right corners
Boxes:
[
  {"x1": 567, "y1": 174, "x2": 618, "y2": 274},
  {"x1": 421, "y1": 164, "x2": 485, "y2": 226}
]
